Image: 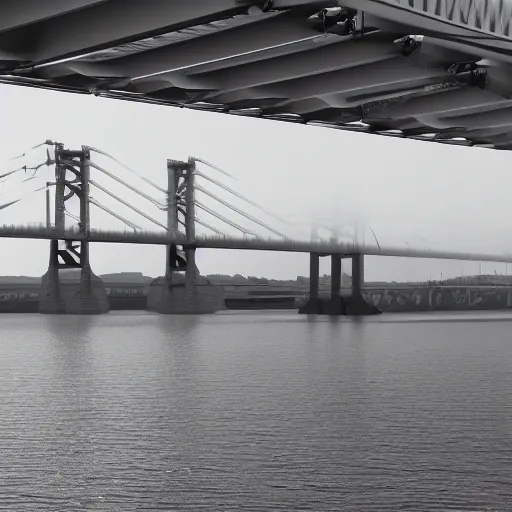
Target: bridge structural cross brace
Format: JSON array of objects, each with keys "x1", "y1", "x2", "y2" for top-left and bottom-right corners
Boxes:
[
  {"x1": 165, "y1": 158, "x2": 198, "y2": 284},
  {"x1": 39, "y1": 145, "x2": 109, "y2": 314},
  {"x1": 299, "y1": 252, "x2": 380, "y2": 315}
]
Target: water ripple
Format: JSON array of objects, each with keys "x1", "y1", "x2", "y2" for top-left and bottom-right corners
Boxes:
[{"x1": 0, "y1": 311, "x2": 511, "y2": 510}]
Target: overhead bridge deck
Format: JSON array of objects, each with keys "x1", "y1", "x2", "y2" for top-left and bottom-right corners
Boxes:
[
  {"x1": 2, "y1": 1, "x2": 512, "y2": 149},
  {"x1": 3, "y1": 225, "x2": 512, "y2": 264}
]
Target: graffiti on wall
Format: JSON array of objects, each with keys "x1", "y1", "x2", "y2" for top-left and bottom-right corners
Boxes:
[
  {"x1": 0, "y1": 292, "x2": 38, "y2": 301},
  {"x1": 364, "y1": 287, "x2": 511, "y2": 312}
]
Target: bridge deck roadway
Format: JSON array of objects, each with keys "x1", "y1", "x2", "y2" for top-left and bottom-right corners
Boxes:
[
  {"x1": 2, "y1": 1, "x2": 512, "y2": 149},
  {"x1": 4, "y1": 225, "x2": 512, "y2": 264}
]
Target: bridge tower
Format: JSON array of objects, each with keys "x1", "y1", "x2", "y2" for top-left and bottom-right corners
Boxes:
[
  {"x1": 39, "y1": 145, "x2": 109, "y2": 314},
  {"x1": 147, "y1": 158, "x2": 222, "y2": 314}
]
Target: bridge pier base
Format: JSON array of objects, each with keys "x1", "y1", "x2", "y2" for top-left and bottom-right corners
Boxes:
[
  {"x1": 298, "y1": 253, "x2": 381, "y2": 316},
  {"x1": 39, "y1": 241, "x2": 109, "y2": 315},
  {"x1": 345, "y1": 254, "x2": 381, "y2": 316},
  {"x1": 147, "y1": 247, "x2": 223, "y2": 314},
  {"x1": 147, "y1": 277, "x2": 223, "y2": 314},
  {"x1": 66, "y1": 262, "x2": 110, "y2": 315},
  {"x1": 39, "y1": 240, "x2": 67, "y2": 314}
]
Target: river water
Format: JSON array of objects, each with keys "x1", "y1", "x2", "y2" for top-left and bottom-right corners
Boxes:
[{"x1": 1, "y1": 311, "x2": 512, "y2": 511}]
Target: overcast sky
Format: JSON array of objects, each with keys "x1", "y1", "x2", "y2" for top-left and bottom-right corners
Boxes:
[{"x1": 0, "y1": 83, "x2": 511, "y2": 282}]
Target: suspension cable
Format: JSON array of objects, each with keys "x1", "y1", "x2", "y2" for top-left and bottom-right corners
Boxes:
[
  {"x1": 64, "y1": 210, "x2": 80, "y2": 222},
  {"x1": 0, "y1": 182, "x2": 49, "y2": 209},
  {"x1": 90, "y1": 180, "x2": 168, "y2": 231},
  {"x1": 89, "y1": 161, "x2": 165, "y2": 209},
  {"x1": 3, "y1": 140, "x2": 55, "y2": 162},
  {"x1": 369, "y1": 225, "x2": 381, "y2": 251},
  {"x1": 196, "y1": 184, "x2": 285, "y2": 238},
  {"x1": 86, "y1": 145, "x2": 167, "y2": 193},
  {"x1": 89, "y1": 197, "x2": 142, "y2": 232},
  {"x1": 195, "y1": 170, "x2": 288, "y2": 224},
  {"x1": 0, "y1": 157, "x2": 52, "y2": 180},
  {"x1": 0, "y1": 198, "x2": 21, "y2": 210},
  {"x1": 192, "y1": 157, "x2": 237, "y2": 181},
  {"x1": 195, "y1": 200, "x2": 257, "y2": 236},
  {"x1": 0, "y1": 167, "x2": 26, "y2": 180},
  {"x1": 195, "y1": 216, "x2": 224, "y2": 235}
]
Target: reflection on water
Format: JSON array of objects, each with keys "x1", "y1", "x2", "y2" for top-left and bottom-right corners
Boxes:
[{"x1": 1, "y1": 310, "x2": 512, "y2": 510}]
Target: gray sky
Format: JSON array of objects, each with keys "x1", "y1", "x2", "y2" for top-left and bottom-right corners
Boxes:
[{"x1": 0, "y1": 83, "x2": 510, "y2": 282}]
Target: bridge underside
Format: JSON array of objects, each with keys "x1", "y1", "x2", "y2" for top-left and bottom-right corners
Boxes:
[{"x1": 3, "y1": 1, "x2": 512, "y2": 149}]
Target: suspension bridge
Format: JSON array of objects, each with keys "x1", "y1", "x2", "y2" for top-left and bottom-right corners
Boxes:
[
  {"x1": 1, "y1": 2, "x2": 512, "y2": 149},
  {"x1": 0, "y1": 140, "x2": 512, "y2": 316}
]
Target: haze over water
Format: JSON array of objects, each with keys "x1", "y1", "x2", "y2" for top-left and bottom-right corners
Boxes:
[{"x1": 1, "y1": 311, "x2": 512, "y2": 510}]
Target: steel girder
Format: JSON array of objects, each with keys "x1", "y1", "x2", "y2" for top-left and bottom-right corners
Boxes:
[{"x1": 2, "y1": 1, "x2": 512, "y2": 149}]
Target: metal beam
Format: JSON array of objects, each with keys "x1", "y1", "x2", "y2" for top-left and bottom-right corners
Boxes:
[
  {"x1": 182, "y1": 35, "x2": 401, "y2": 95},
  {"x1": 367, "y1": 87, "x2": 511, "y2": 120},
  {"x1": 271, "y1": 0, "x2": 338, "y2": 7},
  {"x1": 96, "y1": 9, "x2": 323, "y2": 81},
  {"x1": 342, "y1": 0, "x2": 512, "y2": 61},
  {"x1": 426, "y1": 105, "x2": 512, "y2": 130},
  {"x1": 210, "y1": 57, "x2": 455, "y2": 105},
  {"x1": 179, "y1": 33, "x2": 342, "y2": 75},
  {"x1": 345, "y1": 0, "x2": 512, "y2": 39},
  {"x1": 0, "y1": 0, "x2": 108, "y2": 34},
  {"x1": 28, "y1": 0, "x2": 257, "y2": 65}
]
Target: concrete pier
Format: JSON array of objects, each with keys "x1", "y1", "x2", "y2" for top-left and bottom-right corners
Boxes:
[
  {"x1": 345, "y1": 253, "x2": 380, "y2": 315},
  {"x1": 39, "y1": 269, "x2": 109, "y2": 314},
  {"x1": 39, "y1": 240, "x2": 66, "y2": 314},
  {"x1": 39, "y1": 242, "x2": 109, "y2": 315},
  {"x1": 298, "y1": 253, "x2": 322, "y2": 313},
  {"x1": 148, "y1": 245, "x2": 223, "y2": 314},
  {"x1": 329, "y1": 253, "x2": 344, "y2": 314},
  {"x1": 66, "y1": 262, "x2": 110, "y2": 314},
  {"x1": 147, "y1": 271, "x2": 223, "y2": 314},
  {"x1": 299, "y1": 253, "x2": 381, "y2": 316}
]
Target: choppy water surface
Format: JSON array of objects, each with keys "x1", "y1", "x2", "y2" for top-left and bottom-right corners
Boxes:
[{"x1": 1, "y1": 311, "x2": 512, "y2": 511}]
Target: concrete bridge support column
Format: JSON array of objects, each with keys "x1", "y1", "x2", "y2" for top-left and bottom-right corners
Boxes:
[
  {"x1": 329, "y1": 254, "x2": 344, "y2": 315},
  {"x1": 298, "y1": 253, "x2": 324, "y2": 314},
  {"x1": 39, "y1": 240, "x2": 66, "y2": 314},
  {"x1": 66, "y1": 240, "x2": 110, "y2": 315},
  {"x1": 299, "y1": 253, "x2": 380, "y2": 316},
  {"x1": 309, "y1": 253, "x2": 320, "y2": 301},
  {"x1": 39, "y1": 145, "x2": 109, "y2": 315},
  {"x1": 345, "y1": 254, "x2": 381, "y2": 316},
  {"x1": 352, "y1": 253, "x2": 364, "y2": 297}
]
